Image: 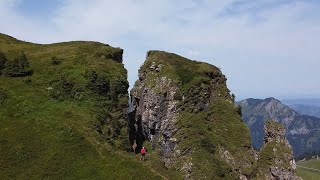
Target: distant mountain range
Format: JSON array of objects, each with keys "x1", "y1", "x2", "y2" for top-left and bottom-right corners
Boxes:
[
  {"x1": 283, "y1": 98, "x2": 320, "y2": 107},
  {"x1": 282, "y1": 98, "x2": 320, "y2": 118},
  {"x1": 238, "y1": 98, "x2": 320, "y2": 157}
]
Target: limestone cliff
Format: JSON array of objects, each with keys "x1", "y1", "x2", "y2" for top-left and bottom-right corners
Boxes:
[{"x1": 129, "y1": 51, "x2": 256, "y2": 179}]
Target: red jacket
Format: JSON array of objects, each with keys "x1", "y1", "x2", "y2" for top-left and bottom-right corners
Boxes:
[{"x1": 141, "y1": 148, "x2": 146, "y2": 154}]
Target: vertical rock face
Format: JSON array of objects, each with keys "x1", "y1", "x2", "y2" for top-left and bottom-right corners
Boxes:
[
  {"x1": 257, "y1": 120, "x2": 301, "y2": 180},
  {"x1": 130, "y1": 57, "x2": 180, "y2": 165},
  {"x1": 130, "y1": 51, "x2": 256, "y2": 179}
]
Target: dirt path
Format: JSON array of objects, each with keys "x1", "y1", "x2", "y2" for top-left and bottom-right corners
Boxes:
[
  {"x1": 74, "y1": 125, "x2": 169, "y2": 179},
  {"x1": 148, "y1": 166, "x2": 168, "y2": 180},
  {"x1": 297, "y1": 165, "x2": 320, "y2": 173}
]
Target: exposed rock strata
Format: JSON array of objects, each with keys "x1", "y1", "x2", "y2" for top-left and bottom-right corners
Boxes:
[{"x1": 129, "y1": 59, "x2": 180, "y2": 166}]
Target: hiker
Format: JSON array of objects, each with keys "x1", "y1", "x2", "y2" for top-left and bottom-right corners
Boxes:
[{"x1": 140, "y1": 147, "x2": 146, "y2": 161}]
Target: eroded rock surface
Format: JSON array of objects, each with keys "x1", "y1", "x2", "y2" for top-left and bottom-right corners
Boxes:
[
  {"x1": 130, "y1": 73, "x2": 179, "y2": 165},
  {"x1": 256, "y1": 121, "x2": 301, "y2": 180}
]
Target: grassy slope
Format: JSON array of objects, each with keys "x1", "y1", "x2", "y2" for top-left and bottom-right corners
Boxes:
[
  {"x1": 297, "y1": 159, "x2": 320, "y2": 180},
  {"x1": 0, "y1": 34, "x2": 159, "y2": 179},
  {"x1": 136, "y1": 51, "x2": 254, "y2": 179}
]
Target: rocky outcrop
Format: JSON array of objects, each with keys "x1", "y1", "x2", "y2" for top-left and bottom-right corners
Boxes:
[
  {"x1": 129, "y1": 51, "x2": 256, "y2": 179},
  {"x1": 256, "y1": 121, "x2": 301, "y2": 180},
  {"x1": 264, "y1": 120, "x2": 288, "y2": 145},
  {"x1": 129, "y1": 51, "x2": 298, "y2": 179}
]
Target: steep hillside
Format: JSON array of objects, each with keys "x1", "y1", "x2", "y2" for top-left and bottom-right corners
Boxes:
[
  {"x1": 130, "y1": 51, "x2": 273, "y2": 179},
  {"x1": 238, "y1": 98, "x2": 320, "y2": 157},
  {"x1": 0, "y1": 33, "x2": 159, "y2": 179}
]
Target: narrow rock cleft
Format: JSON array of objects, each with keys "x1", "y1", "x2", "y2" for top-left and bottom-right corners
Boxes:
[{"x1": 129, "y1": 57, "x2": 179, "y2": 158}]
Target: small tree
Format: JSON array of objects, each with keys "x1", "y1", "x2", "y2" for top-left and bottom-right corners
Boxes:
[
  {"x1": 3, "y1": 58, "x2": 20, "y2": 75},
  {"x1": 51, "y1": 56, "x2": 61, "y2": 65},
  {"x1": 0, "y1": 88, "x2": 8, "y2": 105},
  {"x1": 3, "y1": 52, "x2": 33, "y2": 77},
  {"x1": 16, "y1": 52, "x2": 29, "y2": 69},
  {"x1": 0, "y1": 51, "x2": 7, "y2": 73}
]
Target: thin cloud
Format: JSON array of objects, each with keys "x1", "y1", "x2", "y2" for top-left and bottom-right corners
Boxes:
[{"x1": 0, "y1": 0, "x2": 319, "y2": 98}]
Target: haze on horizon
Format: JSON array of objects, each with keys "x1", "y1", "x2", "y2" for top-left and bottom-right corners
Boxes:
[{"x1": 0, "y1": 0, "x2": 319, "y2": 100}]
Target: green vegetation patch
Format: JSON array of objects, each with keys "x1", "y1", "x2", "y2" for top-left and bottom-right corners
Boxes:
[
  {"x1": 297, "y1": 159, "x2": 320, "y2": 180},
  {"x1": 138, "y1": 50, "x2": 227, "y2": 95},
  {"x1": 175, "y1": 99, "x2": 254, "y2": 178},
  {"x1": 0, "y1": 33, "x2": 159, "y2": 179},
  {"x1": 257, "y1": 141, "x2": 291, "y2": 170}
]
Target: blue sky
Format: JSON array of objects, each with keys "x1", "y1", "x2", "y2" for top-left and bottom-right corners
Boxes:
[
  {"x1": 0, "y1": 0, "x2": 319, "y2": 100},
  {"x1": 15, "y1": 0, "x2": 61, "y2": 18}
]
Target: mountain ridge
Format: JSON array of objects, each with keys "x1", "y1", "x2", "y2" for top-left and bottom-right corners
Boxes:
[
  {"x1": 239, "y1": 97, "x2": 320, "y2": 157},
  {"x1": 0, "y1": 33, "x2": 301, "y2": 179}
]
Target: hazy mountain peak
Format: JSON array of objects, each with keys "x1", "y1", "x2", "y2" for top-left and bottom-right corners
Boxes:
[{"x1": 239, "y1": 97, "x2": 297, "y2": 126}]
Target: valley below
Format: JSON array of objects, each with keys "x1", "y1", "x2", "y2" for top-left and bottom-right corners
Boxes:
[{"x1": 297, "y1": 159, "x2": 320, "y2": 180}]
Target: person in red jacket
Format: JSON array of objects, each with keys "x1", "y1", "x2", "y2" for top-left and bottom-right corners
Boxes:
[{"x1": 140, "y1": 147, "x2": 146, "y2": 161}]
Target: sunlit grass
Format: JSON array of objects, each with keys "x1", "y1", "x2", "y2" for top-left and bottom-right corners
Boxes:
[{"x1": 0, "y1": 33, "x2": 160, "y2": 179}]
